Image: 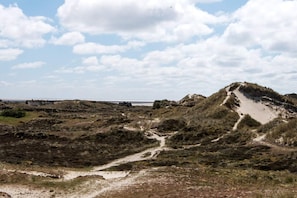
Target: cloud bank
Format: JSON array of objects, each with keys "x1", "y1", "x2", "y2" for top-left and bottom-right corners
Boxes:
[{"x1": 0, "y1": 0, "x2": 296, "y2": 100}]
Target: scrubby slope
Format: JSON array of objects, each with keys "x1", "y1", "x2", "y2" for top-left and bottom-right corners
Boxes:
[
  {"x1": 0, "y1": 101, "x2": 157, "y2": 168},
  {"x1": 1, "y1": 82, "x2": 297, "y2": 198},
  {"x1": 153, "y1": 82, "x2": 297, "y2": 174}
]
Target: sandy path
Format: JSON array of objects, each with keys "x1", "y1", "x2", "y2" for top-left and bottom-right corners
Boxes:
[
  {"x1": 64, "y1": 124, "x2": 168, "y2": 198},
  {"x1": 232, "y1": 114, "x2": 244, "y2": 131},
  {"x1": 0, "y1": 120, "x2": 169, "y2": 198},
  {"x1": 93, "y1": 130, "x2": 165, "y2": 171},
  {"x1": 62, "y1": 129, "x2": 166, "y2": 181},
  {"x1": 220, "y1": 86, "x2": 231, "y2": 106},
  {"x1": 79, "y1": 170, "x2": 149, "y2": 198}
]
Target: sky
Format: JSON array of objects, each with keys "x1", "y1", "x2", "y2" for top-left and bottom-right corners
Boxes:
[{"x1": 0, "y1": 0, "x2": 296, "y2": 101}]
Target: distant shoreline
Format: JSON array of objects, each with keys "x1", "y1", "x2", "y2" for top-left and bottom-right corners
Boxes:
[
  {"x1": 103, "y1": 101, "x2": 154, "y2": 106},
  {"x1": 0, "y1": 99, "x2": 154, "y2": 107}
]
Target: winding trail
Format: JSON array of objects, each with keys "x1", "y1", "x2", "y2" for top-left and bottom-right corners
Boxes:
[
  {"x1": 1, "y1": 129, "x2": 166, "y2": 183},
  {"x1": 232, "y1": 114, "x2": 244, "y2": 131},
  {"x1": 65, "y1": 123, "x2": 171, "y2": 198},
  {"x1": 93, "y1": 130, "x2": 166, "y2": 171},
  {"x1": 220, "y1": 86, "x2": 231, "y2": 106},
  {"x1": 62, "y1": 129, "x2": 166, "y2": 181},
  {"x1": 0, "y1": 119, "x2": 172, "y2": 198}
]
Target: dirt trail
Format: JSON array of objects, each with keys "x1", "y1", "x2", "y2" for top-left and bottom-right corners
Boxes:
[
  {"x1": 63, "y1": 129, "x2": 166, "y2": 181},
  {"x1": 232, "y1": 114, "x2": 244, "y2": 131},
  {"x1": 63, "y1": 120, "x2": 169, "y2": 198},
  {"x1": 220, "y1": 86, "x2": 231, "y2": 106},
  {"x1": 0, "y1": 118, "x2": 170, "y2": 198}
]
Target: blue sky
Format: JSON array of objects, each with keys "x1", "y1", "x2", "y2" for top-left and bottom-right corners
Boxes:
[{"x1": 0, "y1": 0, "x2": 296, "y2": 101}]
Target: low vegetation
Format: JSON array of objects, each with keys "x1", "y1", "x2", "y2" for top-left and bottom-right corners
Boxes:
[
  {"x1": 99, "y1": 166, "x2": 297, "y2": 198},
  {"x1": 239, "y1": 82, "x2": 285, "y2": 102},
  {"x1": 0, "y1": 101, "x2": 158, "y2": 168},
  {"x1": 237, "y1": 114, "x2": 261, "y2": 130},
  {"x1": 267, "y1": 118, "x2": 297, "y2": 147},
  {"x1": 0, "y1": 128, "x2": 157, "y2": 168},
  {"x1": 240, "y1": 82, "x2": 297, "y2": 113},
  {"x1": 0, "y1": 109, "x2": 26, "y2": 118},
  {"x1": 0, "y1": 82, "x2": 297, "y2": 197}
]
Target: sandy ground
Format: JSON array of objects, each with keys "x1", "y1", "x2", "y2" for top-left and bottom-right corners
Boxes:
[
  {"x1": 222, "y1": 84, "x2": 282, "y2": 126},
  {"x1": 233, "y1": 87, "x2": 279, "y2": 124},
  {"x1": 0, "y1": 185, "x2": 54, "y2": 198}
]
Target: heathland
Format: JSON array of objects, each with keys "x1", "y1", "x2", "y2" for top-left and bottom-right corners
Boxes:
[{"x1": 0, "y1": 82, "x2": 297, "y2": 197}]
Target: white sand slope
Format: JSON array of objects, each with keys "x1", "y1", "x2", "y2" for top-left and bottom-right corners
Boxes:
[
  {"x1": 233, "y1": 87, "x2": 280, "y2": 125},
  {"x1": 221, "y1": 83, "x2": 283, "y2": 128}
]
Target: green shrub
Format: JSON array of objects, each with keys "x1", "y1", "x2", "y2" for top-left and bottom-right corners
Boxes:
[
  {"x1": 0, "y1": 109, "x2": 26, "y2": 118},
  {"x1": 239, "y1": 82, "x2": 284, "y2": 102},
  {"x1": 267, "y1": 118, "x2": 297, "y2": 146},
  {"x1": 157, "y1": 118, "x2": 186, "y2": 132},
  {"x1": 238, "y1": 114, "x2": 261, "y2": 129},
  {"x1": 207, "y1": 106, "x2": 229, "y2": 119}
]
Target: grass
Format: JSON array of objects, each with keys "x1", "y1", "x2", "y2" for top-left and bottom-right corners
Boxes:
[
  {"x1": 34, "y1": 176, "x2": 101, "y2": 191},
  {"x1": 0, "y1": 111, "x2": 40, "y2": 126},
  {"x1": 2, "y1": 157, "x2": 297, "y2": 197},
  {"x1": 0, "y1": 168, "x2": 99, "y2": 192},
  {"x1": 97, "y1": 166, "x2": 297, "y2": 198},
  {"x1": 0, "y1": 85, "x2": 297, "y2": 197},
  {"x1": 0, "y1": 127, "x2": 159, "y2": 168},
  {"x1": 161, "y1": 88, "x2": 239, "y2": 148},
  {"x1": 239, "y1": 82, "x2": 285, "y2": 102},
  {"x1": 2, "y1": 163, "x2": 297, "y2": 197},
  {"x1": 237, "y1": 114, "x2": 261, "y2": 130},
  {"x1": 266, "y1": 118, "x2": 297, "y2": 147}
]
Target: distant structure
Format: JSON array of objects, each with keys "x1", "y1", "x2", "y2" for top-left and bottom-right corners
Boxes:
[
  {"x1": 119, "y1": 102, "x2": 132, "y2": 107},
  {"x1": 25, "y1": 100, "x2": 56, "y2": 106}
]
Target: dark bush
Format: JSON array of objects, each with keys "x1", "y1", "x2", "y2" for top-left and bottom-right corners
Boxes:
[
  {"x1": 119, "y1": 102, "x2": 132, "y2": 107},
  {"x1": 157, "y1": 119, "x2": 187, "y2": 132},
  {"x1": 0, "y1": 109, "x2": 26, "y2": 118},
  {"x1": 153, "y1": 99, "x2": 177, "y2": 109}
]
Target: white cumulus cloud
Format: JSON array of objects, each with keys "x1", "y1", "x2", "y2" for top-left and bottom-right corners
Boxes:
[
  {"x1": 0, "y1": 48, "x2": 23, "y2": 61},
  {"x1": 73, "y1": 41, "x2": 145, "y2": 55},
  {"x1": 223, "y1": 0, "x2": 297, "y2": 55},
  {"x1": 12, "y1": 61, "x2": 45, "y2": 69},
  {"x1": 51, "y1": 32, "x2": 85, "y2": 46},
  {"x1": 82, "y1": 56, "x2": 99, "y2": 65},
  {"x1": 0, "y1": 4, "x2": 55, "y2": 48},
  {"x1": 57, "y1": 0, "x2": 226, "y2": 42}
]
